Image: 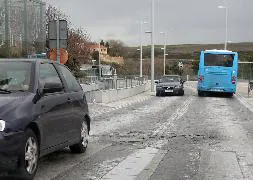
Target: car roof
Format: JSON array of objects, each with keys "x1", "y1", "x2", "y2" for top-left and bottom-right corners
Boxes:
[
  {"x1": 163, "y1": 75, "x2": 180, "y2": 77},
  {"x1": 0, "y1": 58, "x2": 59, "y2": 64}
]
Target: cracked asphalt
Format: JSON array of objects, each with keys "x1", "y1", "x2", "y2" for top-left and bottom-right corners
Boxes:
[{"x1": 34, "y1": 82, "x2": 253, "y2": 180}]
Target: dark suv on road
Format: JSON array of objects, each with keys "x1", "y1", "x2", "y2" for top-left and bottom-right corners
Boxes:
[
  {"x1": 156, "y1": 75, "x2": 185, "y2": 96},
  {"x1": 0, "y1": 59, "x2": 91, "y2": 180}
]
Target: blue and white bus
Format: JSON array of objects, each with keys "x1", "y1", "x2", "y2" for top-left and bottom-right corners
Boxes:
[{"x1": 197, "y1": 49, "x2": 238, "y2": 96}]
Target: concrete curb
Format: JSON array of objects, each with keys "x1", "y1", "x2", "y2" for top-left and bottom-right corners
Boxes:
[{"x1": 85, "y1": 83, "x2": 151, "y2": 103}]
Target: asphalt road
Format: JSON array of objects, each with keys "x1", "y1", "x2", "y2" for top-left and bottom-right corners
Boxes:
[{"x1": 34, "y1": 82, "x2": 253, "y2": 180}]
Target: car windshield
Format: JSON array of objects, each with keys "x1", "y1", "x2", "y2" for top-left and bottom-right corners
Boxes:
[
  {"x1": 0, "y1": 61, "x2": 33, "y2": 92},
  {"x1": 160, "y1": 76, "x2": 180, "y2": 83}
]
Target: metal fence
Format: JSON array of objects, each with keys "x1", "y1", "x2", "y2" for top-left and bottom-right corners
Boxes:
[
  {"x1": 77, "y1": 76, "x2": 149, "y2": 91},
  {"x1": 104, "y1": 78, "x2": 147, "y2": 90},
  {"x1": 238, "y1": 62, "x2": 253, "y2": 81}
]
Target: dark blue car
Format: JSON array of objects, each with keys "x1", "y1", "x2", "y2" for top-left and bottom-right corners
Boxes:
[{"x1": 0, "y1": 59, "x2": 91, "y2": 179}]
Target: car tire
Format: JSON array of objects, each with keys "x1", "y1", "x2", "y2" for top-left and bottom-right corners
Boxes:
[
  {"x1": 19, "y1": 129, "x2": 39, "y2": 180},
  {"x1": 70, "y1": 121, "x2": 89, "y2": 154},
  {"x1": 156, "y1": 91, "x2": 160, "y2": 96},
  {"x1": 180, "y1": 90, "x2": 184, "y2": 96}
]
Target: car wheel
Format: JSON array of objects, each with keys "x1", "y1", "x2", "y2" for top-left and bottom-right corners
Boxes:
[
  {"x1": 180, "y1": 90, "x2": 184, "y2": 96},
  {"x1": 19, "y1": 129, "x2": 39, "y2": 180},
  {"x1": 156, "y1": 91, "x2": 160, "y2": 96},
  {"x1": 70, "y1": 121, "x2": 89, "y2": 154}
]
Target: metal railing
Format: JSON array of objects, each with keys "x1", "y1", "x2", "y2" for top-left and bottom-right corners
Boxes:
[
  {"x1": 102, "y1": 77, "x2": 148, "y2": 90},
  {"x1": 77, "y1": 76, "x2": 149, "y2": 91},
  {"x1": 238, "y1": 62, "x2": 253, "y2": 81},
  {"x1": 238, "y1": 62, "x2": 253, "y2": 96}
]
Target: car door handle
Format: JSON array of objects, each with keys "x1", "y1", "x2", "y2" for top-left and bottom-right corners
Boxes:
[{"x1": 67, "y1": 98, "x2": 72, "y2": 103}]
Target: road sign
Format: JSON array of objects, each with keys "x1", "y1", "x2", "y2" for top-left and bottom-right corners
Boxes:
[
  {"x1": 49, "y1": 39, "x2": 67, "y2": 49},
  {"x1": 49, "y1": 20, "x2": 67, "y2": 40},
  {"x1": 49, "y1": 20, "x2": 68, "y2": 49},
  {"x1": 49, "y1": 48, "x2": 68, "y2": 64}
]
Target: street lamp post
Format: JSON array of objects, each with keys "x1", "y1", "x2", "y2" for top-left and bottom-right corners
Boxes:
[
  {"x1": 4, "y1": 0, "x2": 10, "y2": 57},
  {"x1": 160, "y1": 32, "x2": 167, "y2": 75},
  {"x1": 98, "y1": 42, "x2": 101, "y2": 80},
  {"x1": 218, "y1": 5, "x2": 228, "y2": 50},
  {"x1": 139, "y1": 20, "x2": 149, "y2": 78},
  {"x1": 151, "y1": 0, "x2": 155, "y2": 92},
  {"x1": 145, "y1": 0, "x2": 155, "y2": 92}
]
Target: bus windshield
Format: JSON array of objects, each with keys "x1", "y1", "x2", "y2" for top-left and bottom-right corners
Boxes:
[{"x1": 204, "y1": 54, "x2": 234, "y2": 67}]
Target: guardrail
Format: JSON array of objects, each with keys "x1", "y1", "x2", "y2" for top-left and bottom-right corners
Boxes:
[
  {"x1": 78, "y1": 76, "x2": 149, "y2": 91},
  {"x1": 84, "y1": 81, "x2": 150, "y2": 103},
  {"x1": 103, "y1": 78, "x2": 147, "y2": 90}
]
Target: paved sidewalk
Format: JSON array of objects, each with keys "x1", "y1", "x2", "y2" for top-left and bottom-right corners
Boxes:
[{"x1": 236, "y1": 81, "x2": 253, "y2": 111}]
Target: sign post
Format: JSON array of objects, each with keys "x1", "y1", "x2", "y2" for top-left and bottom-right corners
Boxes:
[
  {"x1": 49, "y1": 20, "x2": 68, "y2": 63},
  {"x1": 56, "y1": 18, "x2": 60, "y2": 63}
]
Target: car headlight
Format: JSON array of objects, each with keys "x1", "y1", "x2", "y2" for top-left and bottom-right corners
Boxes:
[
  {"x1": 156, "y1": 86, "x2": 162, "y2": 89},
  {"x1": 175, "y1": 85, "x2": 181, "y2": 88},
  {"x1": 0, "y1": 120, "x2": 6, "y2": 132}
]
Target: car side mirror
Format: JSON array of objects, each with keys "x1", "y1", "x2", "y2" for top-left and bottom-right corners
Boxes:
[
  {"x1": 181, "y1": 80, "x2": 186, "y2": 84},
  {"x1": 43, "y1": 81, "x2": 63, "y2": 94}
]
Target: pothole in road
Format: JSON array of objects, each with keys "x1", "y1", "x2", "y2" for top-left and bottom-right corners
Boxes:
[{"x1": 90, "y1": 130, "x2": 148, "y2": 145}]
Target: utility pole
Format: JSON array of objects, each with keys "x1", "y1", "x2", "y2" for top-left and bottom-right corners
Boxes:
[
  {"x1": 4, "y1": 0, "x2": 10, "y2": 57},
  {"x1": 160, "y1": 32, "x2": 168, "y2": 75},
  {"x1": 23, "y1": 0, "x2": 28, "y2": 55},
  {"x1": 218, "y1": 5, "x2": 228, "y2": 50},
  {"x1": 151, "y1": 0, "x2": 155, "y2": 92},
  {"x1": 225, "y1": 7, "x2": 228, "y2": 50},
  {"x1": 163, "y1": 34, "x2": 167, "y2": 75},
  {"x1": 56, "y1": 17, "x2": 60, "y2": 63},
  {"x1": 98, "y1": 42, "x2": 101, "y2": 79},
  {"x1": 39, "y1": 0, "x2": 44, "y2": 52},
  {"x1": 140, "y1": 21, "x2": 143, "y2": 78}
]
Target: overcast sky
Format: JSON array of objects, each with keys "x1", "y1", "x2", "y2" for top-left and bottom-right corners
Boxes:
[{"x1": 44, "y1": 0, "x2": 253, "y2": 46}]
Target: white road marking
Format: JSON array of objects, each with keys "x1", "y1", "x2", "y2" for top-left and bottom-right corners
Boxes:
[
  {"x1": 100, "y1": 96, "x2": 194, "y2": 180},
  {"x1": 91, "y1": 97, "x2": 179, "y2": 136},
  {"x1": 151, "y1": 96, "x2": 194, "y2": 137},
  {"x1": 101, "y1": 147, "x2": 160, "y2": 180}
]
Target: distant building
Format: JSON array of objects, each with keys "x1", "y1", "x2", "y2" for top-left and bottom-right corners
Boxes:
[
  {"x1": 88, "y1": 43, "x2": 124, "y2": 65},
  {"x1": 88, "y1": 44, "x2": 108, "y2": 55}
]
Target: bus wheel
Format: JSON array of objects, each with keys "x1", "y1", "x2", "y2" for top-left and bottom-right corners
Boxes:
[
  {"x1": 198, "y1": 91, "x2": 204, "y2": 97},
  {"x1": 227, "y1": 93, "x2": 234, "y2": 98}
]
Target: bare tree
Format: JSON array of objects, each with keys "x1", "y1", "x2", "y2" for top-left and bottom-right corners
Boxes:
[
  {"x1": 107, "y1": 39, "x2": 126, "y2": 57},
  {"x1": 45, "y1": 5, "x2": 91, "y2": 74}
]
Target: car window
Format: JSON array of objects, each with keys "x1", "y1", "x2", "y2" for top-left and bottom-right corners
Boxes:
[
  {"x1": 56, "y1": 64, "x2": 81, "y2": 92},
  {"x1": 161, "y1": 76, "x2": 180, "y2": 83},
  {"x1": 0, "y1": 61, "x2": 33, "y2": 92},
  {"x1": 39, "y1": 63, "x2": 63, "y2": 92}
]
